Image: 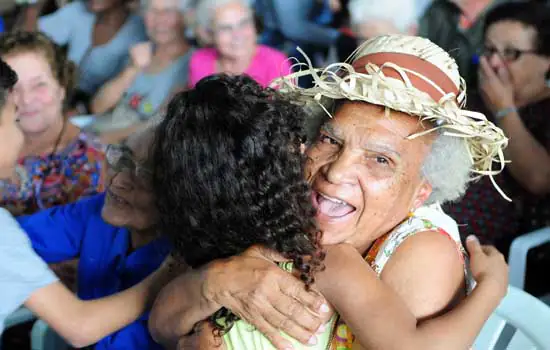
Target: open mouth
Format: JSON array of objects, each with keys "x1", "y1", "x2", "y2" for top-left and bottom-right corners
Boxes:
[
  {"x1": 107, "y1": 189, "x2": 130, "y2": 207},
  {"x1": 312, "y1": 191, "x2": 356, "y2": 219}
]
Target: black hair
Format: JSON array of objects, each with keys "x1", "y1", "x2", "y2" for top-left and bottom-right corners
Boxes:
[
  {"x1": 152, "y1": 74, "x2": 324, "y2": 334},
  {"x1": 0, "y1": 58, "x2": 17, "y2": 113},
  {"x1": 484, "y1": 1, "x2": 550, "y2": 56}
]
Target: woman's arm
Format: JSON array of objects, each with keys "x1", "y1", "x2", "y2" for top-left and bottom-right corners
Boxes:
[
  {"x1": 316, "y1": 235, "x2": 507, "y2": 350},
  {"x1": 98, "y1": 122, "x2": 149, "y2": 145},
  {"x1": 479, "y1": 56, "x2": 550, "y2": 194},
  {"x1": 148, "y1": 246, "x2": 328, "y2": 350},
  {"x1": 90, "y1": 42, "x2": 153, "y2": 114},
  {"x1": 25, "y1": 257, "x2": 179, "y2": 348},
  {"x1": 90, "y1": 65, "x2": 140, "y2": 114}
]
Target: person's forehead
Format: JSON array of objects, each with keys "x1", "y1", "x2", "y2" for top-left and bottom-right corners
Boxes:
[
  {"x1": 330, "y1": 102, "x2": 423, "y2": 137},
  {"x1": 124, "y1": 128, "x2": 154, "y2": 160},
  {"x1": 325, "y1": 102, "x2": 434, "y2": 152},
  {"x1": 148, "y1": 0, "x2": 179, "y2": 10},
  {"x1": 214, "y1": 2, "x2": 250, "y2": 22},
  {"x1": 486, "y1": 20, "x2": 537, "y2": 47}
]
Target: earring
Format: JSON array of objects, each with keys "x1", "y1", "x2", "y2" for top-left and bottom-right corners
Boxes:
[{"x1": 545, "y1": 69, "x2": 550, "y2": 88}]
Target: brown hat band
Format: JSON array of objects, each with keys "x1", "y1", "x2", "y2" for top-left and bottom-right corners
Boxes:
[{"x1": 351, "y1": 52, "x2": 459, "y2": 102}]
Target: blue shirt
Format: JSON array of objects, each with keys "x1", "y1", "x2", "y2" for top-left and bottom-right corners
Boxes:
[
  {"x1": 17, "y1": 194, "x2": 169, "y2": 350},
  {"x1": 38, "y1": 1, "x2": 148, "y2": 94}
]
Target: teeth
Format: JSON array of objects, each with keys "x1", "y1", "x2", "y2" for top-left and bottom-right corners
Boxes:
[{"x1": 319, "y1": 192, "x2": 346, "y2": 205}]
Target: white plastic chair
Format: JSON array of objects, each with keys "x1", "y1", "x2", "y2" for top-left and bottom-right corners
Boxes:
[
  {"x1": 30, "y1": 320, "x2": 68, "y2": 350},
  {"x1": 508, "y1": 227, "x2": 550, "y2": 291},
  {"x1": 1, "y1": 307, "x2": 36, "y2": 350},
  {"x1": 474, "y1": 286, "x2": 550, "y2": 350},
  {"x1": 3, "y1": 307, "x2": 35, "y2": 330}
]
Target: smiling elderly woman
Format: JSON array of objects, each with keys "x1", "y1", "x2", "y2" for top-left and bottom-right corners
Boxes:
[
  {"x1": 148, "y1": 35, "x2": 509, "y2": 349},
  {"x1": 188, "y1": 0, "x2": 291, "y2": 87}
]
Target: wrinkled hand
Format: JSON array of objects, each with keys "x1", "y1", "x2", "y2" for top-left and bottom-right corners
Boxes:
[
  {"x1": 478, "y1": 56, "x2": 515, "y2": 115},
  {"x1": 130, "y1": 42, "x2": 153, "y2": 70},
  {"x1": 466, "y1": 235, "x2": 508, "y2": 299},
  {"x1": 206, "y1": 246, "x2": 330, "y2": 349}
]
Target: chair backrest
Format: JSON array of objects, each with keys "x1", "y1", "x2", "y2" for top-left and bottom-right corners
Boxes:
[
  {"x1": 474, "y1": 286, "x2": 550, "y2": 350},
  {"x1": 31, "y1": 320, "x2": 68, "y2": 350}
]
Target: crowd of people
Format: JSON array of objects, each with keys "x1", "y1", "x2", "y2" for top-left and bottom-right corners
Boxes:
[{"x1": 0, "y1": 0, "x2": 548, "y2": 349}]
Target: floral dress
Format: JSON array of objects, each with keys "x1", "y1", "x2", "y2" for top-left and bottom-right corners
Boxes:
[
  {"x1": 0, "y1": 132, "x2": 105, "y2": 215},
  {"x1": 330, "y1": 204, "x2": 474, "y2": 349}
]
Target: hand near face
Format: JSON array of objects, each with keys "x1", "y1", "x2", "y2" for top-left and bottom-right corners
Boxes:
[
  {"x1": 130, "y1": 42, "x2": 154, "y2": 70},
  {"x1": 478, "y1": 55, "x2": 516, "y2": 115},
  {"x1": 466, "y1": 235, "x2": 508, "y2": 300},
  {"x1": 205, "y1": 246, "x2": 329, "y2": 349}
]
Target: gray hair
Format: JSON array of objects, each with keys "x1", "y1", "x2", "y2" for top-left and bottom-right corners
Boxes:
[
  {"x1": 347, "y1": 0, "x2": 418, "y2": 32},
  {"x1": 140, "y1": 0, "x2": 192, "y2": 14},
  {"x1": 195, "y1": 0, "x2": 252, "y2": 30},
  {"x1": 421, "y1": 133, "x2": 471, "y2": 205}
]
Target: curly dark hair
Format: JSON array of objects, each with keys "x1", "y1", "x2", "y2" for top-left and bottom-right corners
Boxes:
[
  {"x1": 0, "y1": 58, "x2": 17, "y2": 113},
  {"x1": 152, "y1": 74, "x2": 324, "y2": 334}
]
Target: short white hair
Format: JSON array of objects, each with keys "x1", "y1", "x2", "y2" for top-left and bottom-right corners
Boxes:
[
  {"x1": 141, "y1": 0, "x2": 193, "y2": 13},
  {"x1": 348, "y1": 0, "x2": 418, "y2": 32},
  {"x1": 195, "y1": 0, "x2": 252, "y2": 30}
]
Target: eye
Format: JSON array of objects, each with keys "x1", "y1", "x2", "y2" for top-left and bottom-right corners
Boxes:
[
  {"x1": 319, "y1": 134, "x2": 339, "y2": 145},
  {"x1": 375, "y1": 156, "x2": 389, "y2": 165}
]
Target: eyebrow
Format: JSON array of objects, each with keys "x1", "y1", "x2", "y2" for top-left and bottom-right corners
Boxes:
[
  {"x1": 320, "y1": 123, "x2": 341, "y2": 138},
  {"x1": 321, "y1": 124, "x2": 401, "y2": 159},
  {"x1": 362, "y1": 142, "x2": 402, "y2": 159}
]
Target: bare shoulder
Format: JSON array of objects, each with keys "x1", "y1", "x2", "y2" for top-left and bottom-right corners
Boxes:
[{"x1": 379, "y1": 230, "x2": 465, "y2": 320}]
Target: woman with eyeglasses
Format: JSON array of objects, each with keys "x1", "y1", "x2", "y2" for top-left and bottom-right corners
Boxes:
[
  {"x1": 443, "y1": 1, "x2": 550, "y2": 255},
  {"x1": 15, "y1": 125, "x2": 171, "y2": 349},
  {"x1": 188, "y1": 0, "x2": 291, "y2": 88}
]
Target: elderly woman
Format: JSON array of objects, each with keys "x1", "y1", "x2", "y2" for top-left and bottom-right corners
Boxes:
[
  {"x1": 444, "y1": 2, "x2": 550, "y2": 253},
  {"x1": 22, "y1": 0, "x2": 147, "y2": 105},
  {"x1": 0, "y1": 58, "x2": 175, "y2": 346},
  {"x1": 149, "y1": 35, "x2": 509, "y2": 349},
  {"x1": 188, "y1": 0, "x2": 290, "y2": 87},
  {"x1": 15, "y1": 124, "x2": 170, "y2": 349},
  {"x1": 90, "y1": 0, "x2": 194, "y2": 136},
  {"x1": 0, "y1": 31, "x2": 104, "y2": 215}
]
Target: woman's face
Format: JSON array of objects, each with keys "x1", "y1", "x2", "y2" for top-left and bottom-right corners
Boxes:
[
  {"x1": 4, "y1": 51, "x2": 65, "y2": 136},
  {"x1": 211, "y1": 1, "x2": 256, "y2": 60},
  {"x1": 0, "y1": 95, "x2": 23, "y2": 170},
  {"x1": 101, "y1": 128, "x2": 157, "y2": 231},
  {"x1": 87, "y1": 0, "x2": 125, "y2": 13},
  {"x1": 144, "y1": 0, "x2": 185, "y2": 45},
  {"x1": 306, "y1": 102, "x2": 434, "y2": 252},
  {"x1": 484, "y1": 20, "x2": 550, "y2": 105}
]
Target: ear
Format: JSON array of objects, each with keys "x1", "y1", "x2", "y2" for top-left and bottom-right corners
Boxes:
[
  {"x1": 59, "y1": 87, "x2": 66, "y2": 105},
  {"x1": 412, "y1": 180, "x2": 432, "y2": 210}
]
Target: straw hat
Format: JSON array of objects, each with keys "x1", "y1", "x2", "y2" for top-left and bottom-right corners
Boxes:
[{"x1": 272, "y1": 35, "x2": 510, "y2": 200}]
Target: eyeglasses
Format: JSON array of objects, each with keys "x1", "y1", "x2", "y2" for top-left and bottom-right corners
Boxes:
[
  {"x1": 105, "y1": 144, "x2": 153, "y2": 184},
  {"x1": 482, "y1": 45, "x2": 537, "y2": 62}
]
